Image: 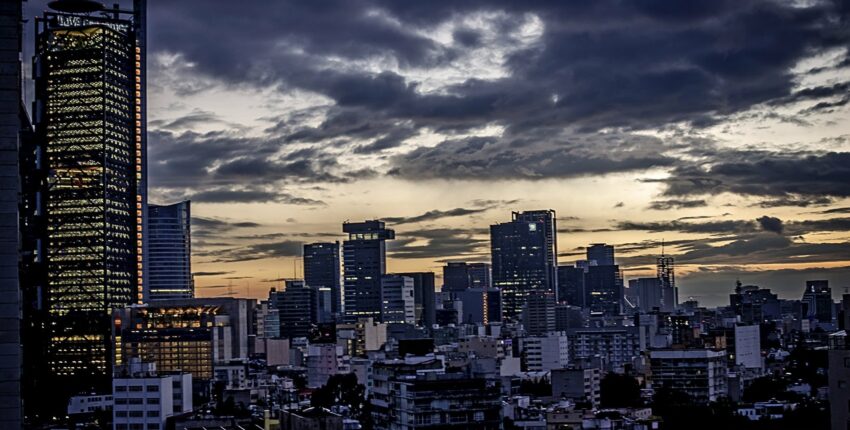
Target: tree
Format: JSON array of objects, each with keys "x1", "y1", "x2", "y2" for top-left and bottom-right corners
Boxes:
[
  {"x1": 600, "y1": 372, "x2": 641, "y2": 408},
  {"x1": 311, "y1": 373, "x2": 369, "y2": 425}
]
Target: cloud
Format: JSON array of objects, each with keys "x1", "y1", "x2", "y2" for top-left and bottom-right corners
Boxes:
[
  {"x1": 648, "y1": 199, "x2": 707, "y2": 210},
  {"x1": 200, "y1": 240, "x2": 305, "y2": 263},
  {"x1": 388, "y1": 228, "x2": 488, "y2": 260},
  {"x1": 192, "y1": 271, "x2": 234, "y2": 277},
  {"x1": 756, "y1": 216, "x2": 783, "y2": 234},
  {"x1": 660, "y1": 150, "x2": 850, "y2": 203}
]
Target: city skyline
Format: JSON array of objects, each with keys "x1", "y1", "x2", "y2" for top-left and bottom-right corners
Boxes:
[{"x1": 21, "y1": 0, "x2": 850, "y2": 307}]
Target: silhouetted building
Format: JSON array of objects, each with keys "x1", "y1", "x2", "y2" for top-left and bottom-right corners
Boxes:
[
  {"x1": 585, "y1": 265, "x2": 623, "y2": 316},
  {"x1": 729, "y1": 282, "x2": 780, "y2": 324},
  {"x1": 0, "y1": 1, "x2": 23, "y2": 426},
  {"x1": 802, "y1": 280, "x2": 833, "y2": 325},
  {"x1": 271, "y1": 280, "x2": 319, "y2": 339},
  {"x1": 631, "y1": 277, "x2": 662, "y2": 312},
  {"x1": 303, "y1": 242, "x2": 341, "y2": 317},
  {"x1": 148, "y1": 201, "x2": 192, "y2": 300},
  {"x1": 343, "y1": 220, "x2": 394, "y2": 322},
  {"x1": 513, "y1": 209, "x2": 558, "y2": 292},
  {"x1": 396, "y1": 272, "x2": 436, "y2": 327},
  {"x1": 587, "y1": 243, "x2": 614, "y2": 266},
  {"x1": 27, "y1": 0, "x2": 148, "y2": 408},
  {"x1": 523, "y1": 292, "x2": 556, "y2": 336},
  {"x1": 457, "y1": 288, "x2": 501, "y2": 325},
  {"x1": 442, "y1": 262, "x2": 491, "y2": 295},
  {"x1": 557, "y1": 265, "x2": 586, "y2": 308},
  {"x1": 491, "y1": 211, "x2": 555, "y2": 320}
]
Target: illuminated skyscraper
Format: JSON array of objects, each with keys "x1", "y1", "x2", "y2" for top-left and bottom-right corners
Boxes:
[
  {"x1": 657, "y1": 256, "x2": 677, "y2": 312},
  {"x1": 490, "y1": 211, "x2": 555, "y2": 320},
  {"x1": 26, "y1": 0, "x2": 148, "y2": 405},
  {"x1": 342, "y1": 220, "x2": 394, "y2": 322},
  {"x1": 148, "y1": 201, "x2": 192, "y2": 300}
]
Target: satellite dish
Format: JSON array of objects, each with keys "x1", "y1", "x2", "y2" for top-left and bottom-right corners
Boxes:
[{"x1": 48, "y1": 0, "x2": 105, "y2": 13}]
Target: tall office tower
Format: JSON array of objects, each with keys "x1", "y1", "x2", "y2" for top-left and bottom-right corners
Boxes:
[
  {"x1": 26, "y1": 0, "x2": 147, "y2": 410},
  {"x1": 0, "y1": 1, "x2": 23, "y2": 427},
  {"x1": 342, "y1": 220, "x2": 395, "y2": 322},
  {"x1": 380, "y1": 275, "x2": 415, "y2": 324},
  {"x1": 270, "y1": 280, "x2": 319, "y2": 339},
  {"x1": 148, "y1": 201, "x2": 192, "y2": 300},
  {"x1": 802, "y1": 280, "x2": 833, "y2": 325},
  {"x1": 585, "y1": 265, "x2": 623, "y2": 316},
  {"x1": 491, "y1": 214, "x2": 552, "y2": 321},
  {"x1": 657, "y1": 256, "x2": 677, "y2": 312},
  {"x1": 513, "y1": 210, "x2": 558, "y2": 295},
  {"x1": 303, "y1": 242, "x2": 341, "y2": 317},
  {"x1": 587, "y1": 243, "x2": 615, "y2": 266},
  {"x1": 457, "y1": 288, "x2": 502, "y2": 325},
  {"x1": 557, "y1": 265, "x2": 586, "y2": 308},
  {"x1": 396, "y1": 272, "x2": 436, "y2": 328},
  {"x1": 523, "y1": 291, "x2": 556, "y2": 336},
  {"x1": 630, "y1": 277, "x2": 662, "y2": 311}
]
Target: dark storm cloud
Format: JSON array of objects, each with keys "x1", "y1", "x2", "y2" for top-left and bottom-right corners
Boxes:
[
  {"x1": 388, "y1": 132, "x2": 675, "y2": 180},
  {"x1": 388, "y1": 228, "x2": 488, "y2": 260},
  {"x1": 756, "y1": 216, "x2": 784, "y2": 234},
  {"x1": 199, "y1": 240, "x2": 304, "y2": 263},
  {"x1": 660, "y1": 150, "x2": 850, "y2": 201},
  {"x1": 139, "y1": 0, "x2": 850, "y2": 190},
  {"x1": 384, "y1": 200, "x2": 508, "y2": 225},
  {"x1": 615, "y1": 219, "x2": 758, "y2": 235},
  {"x1": 192, "y1": 271, "x2": 234, "y2": 277},
  {"x1": 648, "y1": 199, "x2": 707, "y2": 210}
]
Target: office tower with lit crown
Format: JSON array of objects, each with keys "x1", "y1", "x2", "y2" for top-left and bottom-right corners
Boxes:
[
  {"x1": 0, "y1": 1, "x2": 24, "y2": 427},
  {"x1": 148, "y1": 201, "x2": 191, "y2": 300},
  {"x1": 303, "y1": 242, "x2": 341, "y2": 316},
  {"x1": 490, "y1": 212, "x2": 552, "y2": 320},
  {"x1": 27, "y1": 0, "x2": 148, "y2": 406},
  {"x1": 513, "y1": 210, "x2": 558, "y2": 294},
  {"x1": 342, "y1": 220, "x2": 394, "y2": 322}
]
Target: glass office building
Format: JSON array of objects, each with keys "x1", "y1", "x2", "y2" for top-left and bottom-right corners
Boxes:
[
  {"x1": 28, "y1": 0, "x2": 148, "y2": 400},
  {"x1": 148, "y1": 201, "x2": 192, "y2": 300}
]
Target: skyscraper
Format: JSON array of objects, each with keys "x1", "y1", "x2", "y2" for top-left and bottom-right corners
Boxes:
[
  {"x1": 657, "y1": 256, "x2": 677, "y2": 312},
  {"x1": 443, "y1": 262, "x2": 472, "y2": 293},
  {"x1": 27, "y1": 0, "x2": 147, "y2": 406},
  {"x1": 343, "y1": 220, "x2": 394, "y2": 322},
  {"x1": 630, "y1": 277, "x2": 662, "y2": 311},
  {"x1": 587, "y1": 243, "x2": 615, "y2": 266},
  {"x1": 513, "y1": 210, "x2": 558, "y2": 294},
  {"x1": 379, "y1": 275, "x2": 415, "y2": 324},
  {"x1": 148, "y1": 201, "x2": 192, "y2": 300},
  {"x1": 0, "y1": 1, "x2": 23, "y2": 426},
  {"x1": 490, "y1": 213, "x2": 552, "y2": 320},
  {"x1": 271, "y1": 280, "x2": 319, "y2": 339},
  {"x1": 303, "y1": 242, "x2": 341, "y2": 316}
]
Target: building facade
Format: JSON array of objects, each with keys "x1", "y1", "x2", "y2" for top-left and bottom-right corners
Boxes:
[
  {"x1": 396, "y1": 272, "x2": 436, "y2": 328},
  {"x1": 29, "y1": 1, "x2": 148, "y2": 405},
  {"x1": 491, "y1": 212, "x2": 553, "y2": 321},
  {"x1": 271, "y1": 280, "x2": 319, "y2": 339},
  {"x1": 649, "y1": 349, "x2": 727, "y2": 403},
  {"x1": 303, "y1": 242, "x2": 341, "y2": 317},
  {"x1": 343, "y1": 221, "x2": 394, "y2": 322},
  {"x1": 380, "y1": 275, "x2": 415, "y2": 324},
  {"x1": 147, "y1": 201, "x2": 191, "y2": 300}
]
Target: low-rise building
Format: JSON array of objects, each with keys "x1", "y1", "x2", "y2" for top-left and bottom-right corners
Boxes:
[
  {"x1": 112, "y1": 360, "x2": 192, "y2": 430},
  {"x1": 649, "y1": 349, "x2": 727, "y2": 403}
]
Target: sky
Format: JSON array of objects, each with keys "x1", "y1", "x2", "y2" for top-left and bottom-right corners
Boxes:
[{"x1": 25, "y1": 0, "x2": 850, "y2": 306}]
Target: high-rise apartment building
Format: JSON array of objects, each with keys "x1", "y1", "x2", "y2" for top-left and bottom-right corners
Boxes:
[
  {"x1": 148, "y1": 201, "x2": 191, "y2": 300},
  {"x1": 26, "y1": 0, "x2": 148, "y2": 408},
  {"x1": 491, "y1": 211, "x2": 556, "y2": 320},
  {"x1": 303, "y1": 242, "x2": 341, "y2": 317},
  {"x1": 342, "y1": 220, "x2": 394, "y2": 322}
]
